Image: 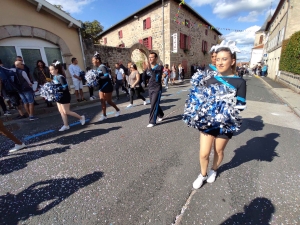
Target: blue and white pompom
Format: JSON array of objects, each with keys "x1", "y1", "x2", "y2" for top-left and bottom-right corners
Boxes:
[
  {"x1": 39, "y1": 82, "x2": 62, "y2": 102},
  {"x1": 85, "y1": 70, "x2": 99, "y2": 87},
  {"x1": 183, "y1": 70, "x2": 242, "y2": 133}
]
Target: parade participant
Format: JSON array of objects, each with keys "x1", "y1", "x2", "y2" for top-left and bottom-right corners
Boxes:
[
  {"x1": 204, "y1": 45, "x2": 218, "y2": 74},
  {"x1": 183, "y1": 40, "x2": 247, "y2": 189},
  {"x1": 146, "y1": 52, "x2": 164, "y2": 128},
  {"x1": 49, "y1": 62, "x2": 85, "y2": 131},
  {"x1": 92, "y1": 53, "x2": 120, "y2": 121},
  {"x1": 0, "y1": 118, "x2": 26, "y2": 153},
  {"x1": 127, "y1": 64, "x2": 147, "y2": 107}
]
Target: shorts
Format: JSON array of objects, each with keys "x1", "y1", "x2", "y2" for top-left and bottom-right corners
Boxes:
[
  {"x1": 6, "y1": 92, "x2": 21, "y2": 106},
  {"x1": 72, "y1": 79, "x2": 83, "y2": 91},
  {"x1": 200, "y1": 127, "x2": 233, "y2": 140},
  {"x1": 19, "y1": 91, "x2": 34, "y2": 104}
]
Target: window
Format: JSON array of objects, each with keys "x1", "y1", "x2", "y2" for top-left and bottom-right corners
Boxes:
[
  {"x1": 104, "y1": 38, "x2": 107, "y2": 45},
  {"x1": 202, "y1": 40, "x2": 208, "y2": 52},
  {"x1": 205, "y1": 29, "x2": 208, "y2": 35},
  {"x1": 180, "y1": 33, "x2": 191, "y2": 50},
  {"x1": 214, "y1": 35, "x2": 216, "y2": 40},
  {"x1": 44, "y1": 47, "x2": 63, "y2": 66},
  {"x1": 259, "y1": 35, "x2": 264, "y2": 44},
  {"x1": 139, "y1": 37, "x2": 152, "y2": 50},
  {"x1": 118, "y1": 30, "x2": 123, "y2": 39},
  {"x1": 0, "y1": 46, "x2": 17, "y2": 67},
  {"x1": 185, "y1": 19, "x2": 190, "y2": 28},
  {"x1": 143, "y1": 17, "x2": 151, "y2": 30}
]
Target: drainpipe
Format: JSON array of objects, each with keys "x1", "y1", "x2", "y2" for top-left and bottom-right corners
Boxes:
[
  {"x1": 78, "y1": 27, "x2": 87, "y2": 69},
  {"x1": 162, "y1": 0, "x2": 165, "y2": 64}
]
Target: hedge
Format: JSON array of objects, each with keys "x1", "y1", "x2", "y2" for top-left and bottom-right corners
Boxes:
[{"x1": 279, "y1": 31, "x2": 300, "y2": 75}]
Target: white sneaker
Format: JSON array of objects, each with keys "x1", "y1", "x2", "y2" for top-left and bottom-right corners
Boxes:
[
  {"x1": 92, "y1": 96, "x2": 97, "y2": 100},
  {"x1": 157, "y1": 117, "x2": 163, "y2": 122},
  {"x1": 143, "y1": 101, "x2": 147, "y2": 105},
  {"x1": 147, "y1": 124, "x2": 155, "y2": 128},
  {"x1": 115, "y1": 111, "x2": 120, "y2": 117},
  {"x1": 59, "y1": 125, "x2": 70, "y2": 131},
  {"x1": 207, "y1": 170, "x2": 217, "y2": 183},
  {"x1": 80, "y1": 115, "x2": 85, "y2": 125},
  {"x1": 90, "y1": 97, "x2": 94, "y2": 100},
  {"x1": 9, "y1": 143, "x2": 26, "y2": 153},
  {"x1": 193, "y1": 174, "x2": 208, "y2": 189},
  {"x1": 127, "y1": 104, "x2": 133, "y2": 108},
  {"x1": 98, "y1": 115, "x2": 107, "y2": 121}
]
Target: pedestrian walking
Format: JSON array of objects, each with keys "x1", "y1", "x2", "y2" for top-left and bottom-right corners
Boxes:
[
  {"x1": 171, "y1": 64, "x2": 176, "y2": 85},
  {"x1": 49, "y1": 62, "x2": 85, "y2": 131},
  {"x1": 114, "y1": 63, "x2": 129, "y2": 100},
  {"x1": 184, "y1": 41, "x2": 247, "y2": 189},
  {"x1": 92, "y1": 53, "x2": 120, "y2": 121},
  {"x1": 146, "y1": 52, "x2": 164, "y2": 128},
  {"x1": 163, "y1": 64, "x2": 170, "y2": 89},
  {"x1": 178, "y1": 64, "x2": 184, "y2": 81},
  {"x1": 127, "y1": 64, "x2": 147, "y2": 107},
  {"x1": 0, "y1": 118, "x2": 26, "y2": 153}
]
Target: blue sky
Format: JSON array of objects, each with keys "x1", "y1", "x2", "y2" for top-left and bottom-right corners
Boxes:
[{"x1": 47, "y1": 0, "x2": 279, "y2": 61}]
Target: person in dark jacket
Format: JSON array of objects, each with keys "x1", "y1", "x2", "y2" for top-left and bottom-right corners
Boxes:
[{"x1": 146, "y1": 52, "x2": 164, "y2": 128}]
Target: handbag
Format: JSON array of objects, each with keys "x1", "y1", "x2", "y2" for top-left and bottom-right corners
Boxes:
[{"x1": 41, "y1": 69, "x2": 52, "y2": 82}]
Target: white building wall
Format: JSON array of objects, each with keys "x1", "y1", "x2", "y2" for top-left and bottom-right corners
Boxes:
[{"x1": 250, "y1": 49, "x2": 263, "y2": 68}]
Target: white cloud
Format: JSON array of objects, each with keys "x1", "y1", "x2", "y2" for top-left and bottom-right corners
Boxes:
[
  {"x1": 238, "y1": 11, "x2": 259, "y2": 22},
  {"x1": 223, "y1": 25, "x2": 260, "y2": 62},
  {"x1": 189, "y1": 0, "x2": 279, "y2": 19},
  {"x1": 46, "y1": 0, "x2": 94, "y2": 13}
]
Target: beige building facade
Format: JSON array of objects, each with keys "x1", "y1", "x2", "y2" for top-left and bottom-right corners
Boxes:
[
  {"x1": 0, "y1": 0, "x2": 85, "y2": 87},
  {"x1": 99, "y1": 0, "x2": 221, "y2": 76},
  {"x1": 265, "y1": 0, "x2": 300, "y2": 79}
]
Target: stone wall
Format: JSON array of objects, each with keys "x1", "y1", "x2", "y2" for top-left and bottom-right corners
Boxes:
[{"x1": 278, "y1": 71, "x2": 300, "y2": 93}]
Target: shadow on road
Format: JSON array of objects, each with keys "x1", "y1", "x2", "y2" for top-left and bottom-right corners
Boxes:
[
  {"x1": 220, "y1": 197, "x2": 275, "y2": 225},
  {"x1": 235, "y1": 116, "x2": 264, "y2": 136},
  {"x1": 0, "y1": 171, "x2": 103, "y2": 225},
  {"x1": 218, "y1": 133, "x2": 280, "y2": 176},
  {"x1": 0, "y1": 146, "x2": 70, "y2": 175}
]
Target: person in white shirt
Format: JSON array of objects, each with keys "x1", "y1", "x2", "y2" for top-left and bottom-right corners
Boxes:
[
  {"x1": 114, "y1": 63, "x2": 129, "y2": 100},
  {"x1": 68, "y1": 58, "x2": 85, "y2": 102}
]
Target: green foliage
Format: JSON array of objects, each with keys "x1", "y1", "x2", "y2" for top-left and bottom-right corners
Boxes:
[
  {"x1": 80, "y1": 20, "x2": 104, "y2": 43},
  {"x1": 279, "y1": 31, "x2": 300, "y2": 75}
]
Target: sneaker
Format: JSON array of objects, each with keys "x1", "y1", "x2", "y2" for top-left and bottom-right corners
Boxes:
[
  {"x1": 127, "y1": 104, "x2": 133, "y2": 108},
  {"x1": 143, "y1": 101, "x2": 147, "y2": 105},
  {"x1": 157, "y1": 117, "x2": 163, "y2": 122},
  {"x1": 90, "y1": 97, "x2": 94, "y2": 100},
  {"x1": 193, "y1": 174, "x2": 208, "y2": 189},
  {"x1": 59, "y1": 125, "x2": 70, "y2": 131},
  {"x1": 9, "y1": 143, "x2": 26, "y2": 153},
  {"x1": 98, "y1": 115, "x2": 107, "y2": 121},
  {"x1": 147, "y1": 124, "x2": 155, "y2": 128},
  {"x1": 92, "y1": 96, "x2": 97, "y2": 100},
  {"x1": 80, "y1": 115, "x2": 85, "y2": 125},
  {"x1": 4, "y1": 111, "x2": 11, "y2": 116},
  {"x1": 115, "y1": 111, "x2": 120, "y2": 117},
  {"x1": 207, "y1": 170, "x2": 217, "y2": 183},
  {"x1": 166, "y1": 86, "x2": 169, "y2": 89},
  {"x1": 29, "y1": 116, "x2": 39, "y2": 121}
]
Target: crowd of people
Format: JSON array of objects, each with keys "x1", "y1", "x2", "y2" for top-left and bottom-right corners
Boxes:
[{"x1": 1, "y1": 41, "x2": 248, "y2": 191}]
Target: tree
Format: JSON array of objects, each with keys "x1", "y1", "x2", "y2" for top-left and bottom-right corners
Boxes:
[{"x1": 80, "y1": 20, "x2": 104, "y2": 44}]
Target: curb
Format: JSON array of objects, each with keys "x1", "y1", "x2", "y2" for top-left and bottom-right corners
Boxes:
[{"x1": 255, "y1": 75, "x2": 300, "y2": 118}]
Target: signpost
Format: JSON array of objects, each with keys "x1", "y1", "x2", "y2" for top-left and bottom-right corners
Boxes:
[{"x1": 172, "y1": 33, "x2": 177, "y2": 53}]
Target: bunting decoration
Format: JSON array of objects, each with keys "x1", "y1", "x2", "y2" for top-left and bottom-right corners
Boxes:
[{"x1": 174, "y1": 1, "x2": 253, "y2": 33}]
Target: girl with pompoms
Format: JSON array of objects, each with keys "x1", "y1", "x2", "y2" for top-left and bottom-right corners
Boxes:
[
  {"x1": 49, "y1": 62, "x2": 86, "y2": 131},
  {"x1": 186, "y1": 40, "x2": 247, "y2": 189},
  {"x1": 92, "y1": 52, "x2": 120, "y2": 121}
]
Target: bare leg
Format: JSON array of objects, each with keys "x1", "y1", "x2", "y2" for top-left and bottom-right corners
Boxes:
[
  {"x1": 17, "y1": 105, "x2": 24, "y2": 116},
  {"x1": 0, "y1": 119, "x2": 22, "y2": 145},
  {"x1": 99, "y1": 92, "x2": 107, "y2": 116},
  {"x1": 29, "y1": 103, "x2": 34, "y2": 117},
  {"x1": 23, "y1": 103, "x2": 30, "y2": 115},
  {"x1": 212, "y1": 138, "x2": 229, "y2": 171},
  {"x1": 61, "y1": 103, "x2": 82, "y2": 119},
  {"x1": 57, "y1": 103, "x2": 68, "y2": 126},
  {"x1": 105, "y1": 92, "x2": 120, "y2": 111},
  {"x1": 199, "y1": 132, "x2": 215, "y2": 176},
  {"x1": 75, "y1": 90, "x2": 79, "y2": 100},
  {"x1": 79, "y1": 89, "x2": 84, "y2": 100}
]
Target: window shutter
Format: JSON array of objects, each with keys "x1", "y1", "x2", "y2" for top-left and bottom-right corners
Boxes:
[
  {"x1": 104, "y1": 38, "x2": 107, "y2": 45},
  {"x1": 139, "y1": 39, "x2": 143, "y2": 44},
  {"x1": 146, "y1": 17, "x2": 151, "y2": 29},
  {"x1": 119, "y1": 30, "x2": 123, "y2": 38},
  {"x1": 188, "y1": 36, "x2": 191, "y2": 49},
  {"x1": 180, "y1": 33, "x2": 185, "y2": 49},
  {"x1": 148, "y1": 36, "x2": 152, "y2": 50},
  {"x1": 202, "y1": 40, "x2": 204, "y2": 51},
  {"x1": 205, "y1": 41, "x2": 208, "y2": 51}
]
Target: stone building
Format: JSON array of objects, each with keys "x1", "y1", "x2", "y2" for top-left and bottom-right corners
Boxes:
[
  {"x1": 98, "y1": 0, "x2": 221, "y2": 76},
  {"x1": 264, "y1": 0, "x2": 300, "y2": 80},
  {"x1": 0, "y1": 0, "x2": 86, "y2": 91}
]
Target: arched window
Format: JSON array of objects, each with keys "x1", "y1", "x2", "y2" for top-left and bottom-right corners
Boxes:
[{"x1": 259, "y1": 35, "x2": 264, "y2": 44}]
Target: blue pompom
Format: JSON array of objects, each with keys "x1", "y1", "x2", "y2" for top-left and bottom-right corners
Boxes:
[
  {"x1": 85, "y1": 70, "x2": 99, "y2": 87},
  {"x1": 39, "y1": 82, "x2": 63, "y2": 102}
]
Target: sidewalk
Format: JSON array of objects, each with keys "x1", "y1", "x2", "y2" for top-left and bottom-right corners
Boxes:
[{"x1": 256, "y1": 75, "x2": 300, "y2": 117}]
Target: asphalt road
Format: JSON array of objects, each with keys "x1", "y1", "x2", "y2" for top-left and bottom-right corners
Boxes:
[{"x1": 0, "y1": 76, "x2": 299, "y2": 225}]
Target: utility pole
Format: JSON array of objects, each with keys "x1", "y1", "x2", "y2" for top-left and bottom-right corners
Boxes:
[{"x1": 162, "y1": 0, "x2": 165, "y2": 64}]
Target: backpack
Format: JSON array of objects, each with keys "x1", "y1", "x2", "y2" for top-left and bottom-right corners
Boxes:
[
  {"x1": 0, "y1": 66, "x2": 19, "y2": 93},
  {"x1": 0, "y1": 66, "x2": 31, "y2": 93}
]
